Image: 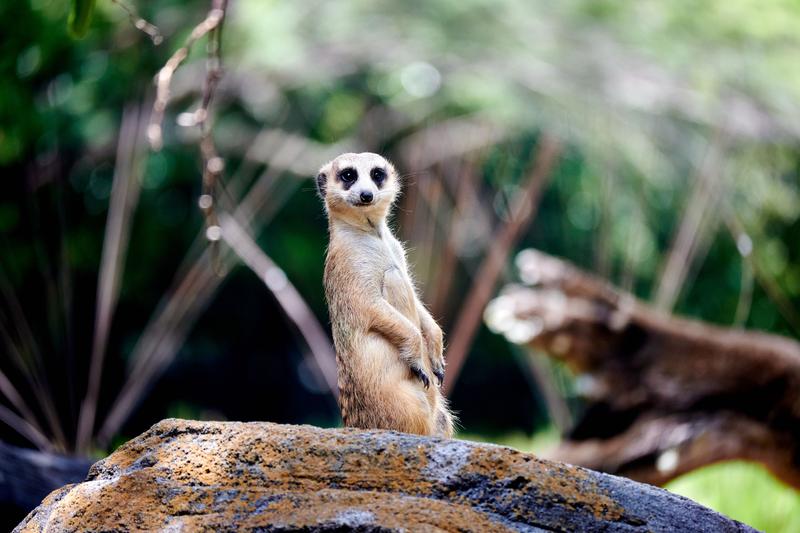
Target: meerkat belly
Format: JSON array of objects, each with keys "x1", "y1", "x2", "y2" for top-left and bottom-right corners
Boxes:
[{"x1": 352, "y1": 324, "x2": 433, "y2": 434}]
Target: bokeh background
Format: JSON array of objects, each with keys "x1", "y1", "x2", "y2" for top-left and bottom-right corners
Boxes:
[{"x1": 2, "y1": 0, "x2": 800, "y2": 530}]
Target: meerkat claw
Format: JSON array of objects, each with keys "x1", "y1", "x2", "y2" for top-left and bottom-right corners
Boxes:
[
  {"x1": 410, "y1": 364, "x2": 431, "y2": 389},
  {"x1": 433, "y1": 367, "x2": 444, "y2": 387}
]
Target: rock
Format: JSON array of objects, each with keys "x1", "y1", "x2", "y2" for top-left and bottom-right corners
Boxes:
[{"x1": 16, "y1": 419, "x2": 752, "y2": 532}]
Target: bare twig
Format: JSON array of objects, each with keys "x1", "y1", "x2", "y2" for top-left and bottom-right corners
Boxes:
[
  {"x1": 97, "y1": 241, "x2": 219, "y2": 446},
  {"x1": 195, "y1": 0, "x2": 229, "y2": 273},
  {"x1": 0, "y1": 279, "x2": 68, "y2": 451},
  {"x1": 95, "y1": 134, "x2": 322, "y2": 446},
  {"x1": 524, "y1": 350, "x2": 573, "y2": 432},
  {"x1": 146, "y1": 4, "x2": 226, "y2": 151},
  {"x1": 0, "y1": 368, "x2": 46, "y2": 440},
  {"x1": 429, "y1": 159, "x2": 474, "y2": 318},
  {"x1": 92, "y1": 0, "x2": 231, "y2": 448},
  {"x1": 653, "y1": 132, "x2": 726, "y2": 311},
  {"x1": 413, "y1": 170, "x2": 442, "y2": 289},
  {"x1": 76, "y1": 104, "x2": 145, "y2": 454},
  {"x1": 734, "y1": 260, "x2": 754, "y2": 327},
  {"x1": 95, "y1": 175, "x2": 304, "y2": 447},
  {"x1": 593, "y1": 162, "x2": 614, "y2": 278},
  {"x1": 0, "y1": 405, "x2": 53, "y2": 453},
  {"x1": 97, "y1": 108, "x2": 351, "y2": 445},
  {"x1": 111, "y1": 0, "x2": 163, "y2": 45},
  {"x1": 397, "y1": 116, "x2": 508, "y2": 169},
  {"x1": 443, "y1": 135, "x2": 562, "y2": 395},
  {"x1": 218, "y1": 214, "x2": 339, "y2": 394},
  {"x1": 724, "y1": 214, "x2": 800, "y2": 336}
]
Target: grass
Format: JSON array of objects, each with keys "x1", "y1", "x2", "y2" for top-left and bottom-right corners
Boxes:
[
  {"x1": 460, "y1": 431, "x2": 800, "y2": 532},
  {"x1": 666, "y1": 461, "x2": 800, "y2": 533}
]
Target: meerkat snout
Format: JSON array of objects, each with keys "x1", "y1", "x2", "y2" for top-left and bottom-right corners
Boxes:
[{"x1": 359, "y1": 190, "x2": 373, "y2": 204}]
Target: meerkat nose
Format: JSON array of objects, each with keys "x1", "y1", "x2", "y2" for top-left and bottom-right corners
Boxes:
[{"x1": 359, "y1": 191, "x2": 374, "y2": 204}]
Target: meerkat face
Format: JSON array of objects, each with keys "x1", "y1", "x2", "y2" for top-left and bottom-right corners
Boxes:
[{"x1": 316, "y1": 152, "x2": 400, "y2": 223}]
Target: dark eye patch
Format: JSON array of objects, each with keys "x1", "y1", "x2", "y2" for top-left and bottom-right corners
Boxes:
[
  {"x1": 337, "y1": 167, "x2": 357, "y2": 190},
  {"x1": 370, "y1": 167, "x2": 386, "y2": 187}
]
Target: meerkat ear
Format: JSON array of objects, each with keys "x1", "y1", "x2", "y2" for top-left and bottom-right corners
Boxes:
[
  {"x1": 316, "y1": 162, "x2": 334, "y2": 199},
  {"x1": 316, "y1": 172, "x2": 327, "y2": 198},
  {"x1": 387, "y1": 163, "x2": 402, "y2": 195}
]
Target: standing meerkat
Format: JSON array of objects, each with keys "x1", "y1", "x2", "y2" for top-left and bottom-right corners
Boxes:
[{"x1": 317, "y1": 152, "x2": 454, "y2": 438}]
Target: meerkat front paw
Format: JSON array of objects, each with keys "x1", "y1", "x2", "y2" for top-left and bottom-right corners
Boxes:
[
  {"x1": 400, "y1": 331, "x2": 431, "y2": 389},
  {"x1": 421, "y1": 322, "x2": 445, "y2": 386},
  {"x1": 427, "y1": 339, "x2": 445, "y2": 387},
  {"x1": 432, "y1": 365, "x2": 445, "y2": 387},
  {"x1": 409, "y1": 361, "x2": 431, "y2": 389}
]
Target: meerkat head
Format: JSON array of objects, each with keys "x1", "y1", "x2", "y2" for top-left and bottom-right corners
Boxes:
[{"x1": 316, "y1": 152, "x2": 400, "y2": 227}]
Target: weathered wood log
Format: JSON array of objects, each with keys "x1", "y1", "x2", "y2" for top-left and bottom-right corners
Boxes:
[
  {"x1": 485, "y1": 249, "x2": 800, "y2": 488},
  {"x1": 16, "y1": 419, "x2": 751, "y2": 532}
]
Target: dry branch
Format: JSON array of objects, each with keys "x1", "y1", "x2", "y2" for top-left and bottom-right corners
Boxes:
[
  {"x1": 96, "y1": 133, "x2": 335, "y2": 446},
  {"x1": 0, "y1": 276, "x2": 67, "y2": 451},
  {"x1": 724, "y1": 214, "x2": 800, "y2": 336},
  {"x1": 0, "y1": 369, "x2": 45, "y2": 448},
  {"x1": 95, "y1": 175, "x2": 296, "y2": 447},
  {"x1": 77, "y1": 104, "x2": 146, "y2": 454},
  {"x1": 218, "y1": 214, "x2": 338, "y2": 395},
  {"x1": 111, "y1": 0, "x2": 162, "y2": 44},
  {"x1": 487, "y1": 248, "x2": 800, "y2": 488},
  {"x1": 0, "y1": 405, "x2": 53, "y2": 453},
  {"x1": 146, "y1": 3, "x2": 225, "y2": 151},
  {"x1": 653, "y1": 132, "x2": 726, "y2": 311},
  {"x1": 443, "y1": 136, "x2": 562, "y2": 395}
]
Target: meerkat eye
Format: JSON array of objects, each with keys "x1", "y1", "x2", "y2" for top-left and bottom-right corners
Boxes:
[
  {"x1": 370, "y1": 167, "x2": 386, "y2": 185},
  {"x1": 338, "y1": 168, "x2": 357, "y2": 183}
]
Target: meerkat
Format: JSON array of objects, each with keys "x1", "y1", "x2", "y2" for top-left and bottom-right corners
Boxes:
[{"x1": 317, "y1": 152, "x2": 454, "y2": 438}]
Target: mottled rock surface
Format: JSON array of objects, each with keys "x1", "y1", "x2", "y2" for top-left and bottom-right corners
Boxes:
[{"x1": 16, "y1": 419, "x2": 752, "y2": 532}]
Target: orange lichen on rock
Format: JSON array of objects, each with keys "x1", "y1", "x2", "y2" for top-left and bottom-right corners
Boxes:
[{"x1": 16, "y1": 419, "x2": 752, "y2": 532}]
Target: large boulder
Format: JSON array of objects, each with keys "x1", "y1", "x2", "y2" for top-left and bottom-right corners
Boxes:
[{"x1": 16, "y1": 419, "x2": 751, "y2": 532}]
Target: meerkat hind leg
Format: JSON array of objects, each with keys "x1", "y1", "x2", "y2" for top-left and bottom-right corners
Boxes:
[
  {"x1": 435, "y1": 400, "x2": 455, "y2": 438},
  {"x1": 361, "y1": 334, "x2": 435, "y2": 435}
]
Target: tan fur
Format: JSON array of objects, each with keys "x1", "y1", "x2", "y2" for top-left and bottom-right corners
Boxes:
[{"x1": 318, "y1": 152, "x2": 454, "y2": 438}]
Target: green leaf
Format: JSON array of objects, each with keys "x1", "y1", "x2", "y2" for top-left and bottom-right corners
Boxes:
[{"x1": 68, "y1": 0, "x2": 96, "y2": 39}]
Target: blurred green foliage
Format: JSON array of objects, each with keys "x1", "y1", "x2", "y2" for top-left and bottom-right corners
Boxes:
[
  {"x1": 68, "y1": 0, "x2": 96, "y2": 38},
  {"x1": 667, "y1": 461, "x2": 800, "y2": 533}
]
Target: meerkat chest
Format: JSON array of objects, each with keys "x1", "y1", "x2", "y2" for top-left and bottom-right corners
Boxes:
[
  {"x1": 340, "y1": 231, "x2": 417, "y2": 318},
  {"x1": 329, "y1": 227, "x2": 417, "y2": 317},
  {"x1": 376, "y1": 236, "x2": 419, "y2": 322},
  {"x1": 337, "y1": 230, "x2": 403, "y2": 273}
]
